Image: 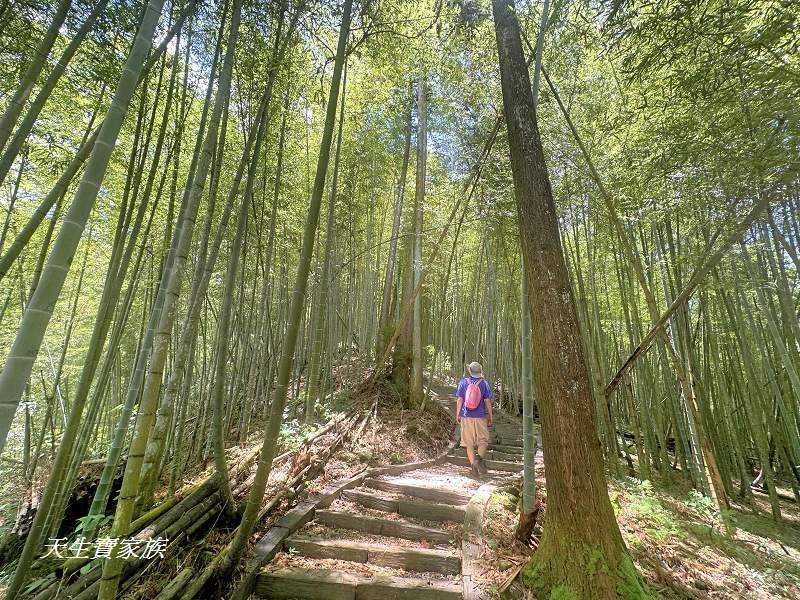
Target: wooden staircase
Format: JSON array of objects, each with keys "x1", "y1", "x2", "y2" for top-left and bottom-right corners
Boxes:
[{"x1": 253, "y1": 415, "x2": 525, "y2": 600}]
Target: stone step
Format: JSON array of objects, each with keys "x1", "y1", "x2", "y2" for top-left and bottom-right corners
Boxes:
[
  {"x1": 284, "y1": 536, "x2": 461, "y2": 575},
  {"x1": 314, "y1": 510, "x2": 455, "y2": 545},
  {"x1": 445, "y1": 455, "x2": 522, "y2": 473},
  {"x1": 342, "y1": 489, "x2": 467, "y2": 523},
  {"x1": 363, "y1": 478, "x2": 471, "y2": 506},
  {"x1": 255, "y1": 567, "x2": 462, "y2": 599}
]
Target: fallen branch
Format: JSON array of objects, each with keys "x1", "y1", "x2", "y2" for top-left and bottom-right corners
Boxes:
[
  {"x1": 602, "y1": 187, "x2": 772, "y2": 397},
  {"x1": 498, "y1": 562, "x2": 525, "y2": 594}
]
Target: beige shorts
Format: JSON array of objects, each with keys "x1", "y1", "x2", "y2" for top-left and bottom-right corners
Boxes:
[{"x1": 460, "y1": 417, "x2": 489, "y2": 451}]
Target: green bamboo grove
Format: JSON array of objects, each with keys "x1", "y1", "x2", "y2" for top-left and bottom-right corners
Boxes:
[{"x1": 0, "y1": 0, "x2": 797, "y2": 598}]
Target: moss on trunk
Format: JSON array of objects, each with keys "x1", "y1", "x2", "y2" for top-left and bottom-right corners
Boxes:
[
  {"x1": 523, "y1": 534, "x2": 651, "y2": 599},
  {"x1": 390, "y1": 349, "x2": 417, "y2": 409}
]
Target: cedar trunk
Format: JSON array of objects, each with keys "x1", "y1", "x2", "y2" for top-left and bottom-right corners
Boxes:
[{"x1": 491, "y1": 0, "x2": 650, "y2": 597}]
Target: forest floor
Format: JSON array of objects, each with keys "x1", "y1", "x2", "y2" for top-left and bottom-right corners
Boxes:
[
  {"x1": 481, "y1": 462, "x2": 800, "y2": 599},
  {"x1": 8, "y1": 366, "x2": 799, "y2": 600}
]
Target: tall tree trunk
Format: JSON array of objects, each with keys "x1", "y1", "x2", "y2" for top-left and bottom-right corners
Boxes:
[
  {"x1": 491, "y1": 0, "x2": 649, "y2": 597},
  {"x1": 391, "y1": 103, "x2": 418, "y2": 396},
  {"x1": 411, "y1": 77, "x2": 427, "y2": 406}
]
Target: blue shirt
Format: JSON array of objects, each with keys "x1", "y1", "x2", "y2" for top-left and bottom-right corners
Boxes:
[{"x1": 456, "y1": 376, "x2": 492, "y2": 418}]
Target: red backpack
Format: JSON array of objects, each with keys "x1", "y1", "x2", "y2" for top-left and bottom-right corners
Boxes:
[{"x1": 464, "y1": 377, "x2": 484, "y2": 410}]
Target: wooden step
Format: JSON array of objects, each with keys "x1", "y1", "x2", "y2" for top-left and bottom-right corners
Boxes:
[
  {"x1": 489, "y1": 443, "x2": 523, "y2": 454},
  {"x1": 342, "y1": 489, "x2": 467, "y2": 523},
  {"x1": 451, "y1": 447, "x2": 521, "y2": 462},
  {"x1": 255, "y1": 567, "x2": 462, "y2": 599},
  {"x1": 364, "y1": 478, "x2": 471, "y2": 506},
  {"x1": 342, "y1": 488, "x2": 399, "y2": 512},
  {"x1": 445, "y1": 455, "x2": 522, "y2": 473},
  {"x1": 397, "y1": 498, "x2": 466, "y2": 524},
  {"x1": 285, "y1": 536, "x2": 461, "y2": 575},
  {"x1": 314, "y1": 510, "x2": 455, "y2": 545},
  {"x1": 493, "y1": 436, "x2": 523, "y2": 447},
  {"x1": 491, "y1": 425, "x2": 521, "y2": 434}
]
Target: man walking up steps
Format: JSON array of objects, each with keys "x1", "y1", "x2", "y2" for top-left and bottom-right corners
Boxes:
[{"x1": 456, "y1": 362, "x2": 493, "y2": 477}]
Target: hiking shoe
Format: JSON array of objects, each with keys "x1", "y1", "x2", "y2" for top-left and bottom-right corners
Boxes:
[
  {"x1": 471, "y1": 461, "x2": 480, "y2": 478},
  {"x1": 476, "y1": 456, "x2": 489, "y2": 475}
]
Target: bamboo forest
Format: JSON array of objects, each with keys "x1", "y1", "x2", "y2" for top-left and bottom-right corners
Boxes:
[{"x1": 0, "y1": 0, "x2": 798, "y2": 598}]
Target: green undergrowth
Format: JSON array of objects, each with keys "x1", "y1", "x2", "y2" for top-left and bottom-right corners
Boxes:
[
  {"x1": 609, "y1": 475, "x2": 800, "y2": 597},
  {"x1": 489, "y1": 474, "x2": 800, "y2": 599},
  {"x1": 493, "y1": 489, "x2": 518, "y2": 513},
  {"x1": 611, "y1": 479, "x2": 687, "y2": 544},
  {"x1": 278, "y1": 390, "x2": 353, "y2": 450}
]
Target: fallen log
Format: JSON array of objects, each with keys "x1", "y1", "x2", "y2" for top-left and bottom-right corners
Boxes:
[
  {"x1": 32, "y1": 490, "x2": 225, "y2": 600},
  {"x1": 29, "y1": 443, "x2": 265, "y2": 597},
  {"x1": 154, "y1": 567, "x2": 195, "y2": 600},
  {"x1": 108, "y1": 411, "x2": 360, "y2": 600},
  {"x1": 750, "y1": 484, "x2": 798, "y2": 504},
  {"x1": 189, "y1": 414, "x2": 367, "y2": 600}
]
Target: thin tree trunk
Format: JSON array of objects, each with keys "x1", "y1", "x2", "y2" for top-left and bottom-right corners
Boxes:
[
  {"x1": 1, "y1": 0, "x2": 169, "y2": 596},
  {"x1": 0, "y1": 0, "x2": 168, "y2": 456},
  {"x1": 0, "y1": 0, "x2": 108, "y2": 188},
  {"x1": 184, "y1": 3, "x2": 353, "y2": 595},
  {"x1": 541, "y1": 65, "x2": 730, "y2": 514},
  {"x1": 98, "y1": 1, "x2": 240, "y2": 596},
  {"x1": 305, "y1": 60, "x2": 347, "y2": 424},
  {"x1": 207, "y1": 57, "x2": 277, "y2": 511},
  {"x1": 136, "y1": 19, "x2": 289, "y2": 505},
  {"x1": 0, "y1": 0, "x2": 72, "y2": 153},
  {"x1": 411, "y1": 77, "x2": 427, "y2": 406},
  {"x1": 0, "y1": 0, "x2": 198, "y2": 281},
  {"x1": 0, "y1": 145, "x2": 26, "y2": 253}
]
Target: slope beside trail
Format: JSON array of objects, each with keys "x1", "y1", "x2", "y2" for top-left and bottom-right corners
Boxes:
[{"x1": 250, "y1": 381, "x2": 526, "y2": 600}]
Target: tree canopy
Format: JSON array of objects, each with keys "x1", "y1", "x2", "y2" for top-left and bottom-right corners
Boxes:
[{"x1": 0, "y1": 0, "x2": 798, "y2": 598}]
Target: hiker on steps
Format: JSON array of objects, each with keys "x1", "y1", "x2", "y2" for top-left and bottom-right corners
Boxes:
[{"x1": 456, "y1": 362, "x2": 493, "y2": 477}]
